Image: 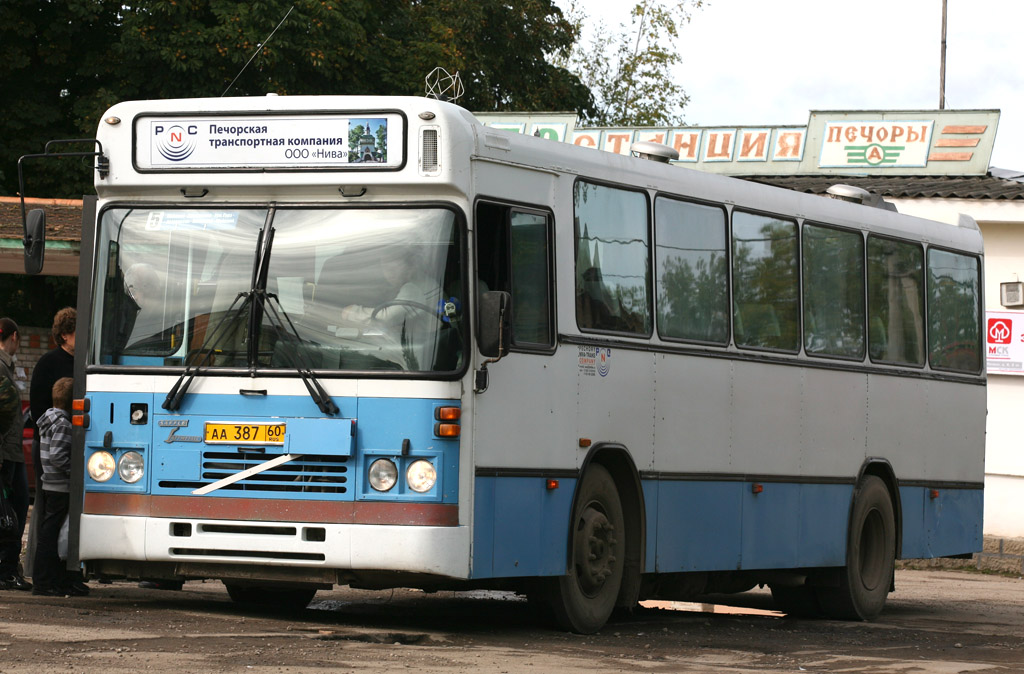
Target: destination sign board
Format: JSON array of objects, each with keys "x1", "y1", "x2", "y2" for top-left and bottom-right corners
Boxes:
[{"x1": 134, "y1": 113, "x2": 404, "y2": 170}]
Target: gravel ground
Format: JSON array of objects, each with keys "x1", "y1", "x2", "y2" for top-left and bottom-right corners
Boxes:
[{"x1": 0, "y1": 568, "x2": 1021, "y2": 673}]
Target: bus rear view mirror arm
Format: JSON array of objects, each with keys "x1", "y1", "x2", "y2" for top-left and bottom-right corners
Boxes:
[{"x1": 17, "y1": 138, "x2": 108, "y2": 275}]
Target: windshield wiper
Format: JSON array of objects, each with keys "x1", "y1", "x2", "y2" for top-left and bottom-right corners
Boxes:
[
  {"x1": 162, "y1": 291, "x2": 251, "y2": 412},
  {"x1": 258, "y1": 290, "x2": 340, "y2": 416}
]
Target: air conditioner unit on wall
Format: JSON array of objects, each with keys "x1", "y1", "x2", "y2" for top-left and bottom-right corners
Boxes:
[{"x1": 1000, "y1": 281, "x2": 1024, "y2": 307}]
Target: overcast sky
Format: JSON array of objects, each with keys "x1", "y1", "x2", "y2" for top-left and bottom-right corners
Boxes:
[{"x1": 564, "y1": 0, "x2": 1024, "y2": 170}]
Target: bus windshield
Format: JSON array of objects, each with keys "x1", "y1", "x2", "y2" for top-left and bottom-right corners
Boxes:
[{"x1": 91, "y1": 206, "x2": 465, "y2": 374}]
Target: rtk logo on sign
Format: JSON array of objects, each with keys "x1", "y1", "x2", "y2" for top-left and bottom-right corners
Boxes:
[
  {"x1": 155, "y1": 124, "x2": 198, "y2": 161},
  {"x1": 988, "y1": 318, "x2": 1012, "y2": 344}
]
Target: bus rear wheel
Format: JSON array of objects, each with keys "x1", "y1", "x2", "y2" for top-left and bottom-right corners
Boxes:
[
  {"x1": 817, "y1": 475, "x2": 895, "y2": 621},
  {"x1": 548, "y1": 464, "x2": 625, "y2": 634},
  {"x1": 224, "y1": 583, "x2": 317, "y2": 610}
]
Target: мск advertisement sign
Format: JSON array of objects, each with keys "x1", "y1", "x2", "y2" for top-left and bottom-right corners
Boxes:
[{"x1": 986, "y1": 311, "x2": 1024, "y2": 375}]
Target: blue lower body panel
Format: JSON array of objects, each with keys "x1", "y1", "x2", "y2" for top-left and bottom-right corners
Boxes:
[
  {"x1": 900, "y1": 486, "x2": 983, "y2": 559},
  {"x1": 471, "y1": 476, "x2": 983, "y2": 580},
  {"x1": 646, "y1": 480, "x2": 851, "y2": 573},
  {"x1": 471, "y1": 476, "x2": 576, "y2": 579}
]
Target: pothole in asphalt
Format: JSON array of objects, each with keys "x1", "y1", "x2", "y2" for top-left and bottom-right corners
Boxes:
[{"x1": 312, "y1": 630, "x2": 432, "y2": 645}]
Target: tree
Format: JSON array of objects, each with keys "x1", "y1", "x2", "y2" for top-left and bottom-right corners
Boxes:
[
  {"x1": 556, "y1": 0, "x2": 702, "y2": 127},
  {"x1": 0, "y1": 0, "x2": 123, "y2": 198},
  {"x1": 0, "y1": 0, "x2": 593, "y2": 199}
]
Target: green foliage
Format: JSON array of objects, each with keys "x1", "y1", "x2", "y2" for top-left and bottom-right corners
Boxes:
[
  {"x1": 0, "y1": 0, "x2": 593, "y2": 198},
  {"x1": 0, "y1": 0, "x2": 123, "y2": 198},
  {"x1": 556, "y1": 0, "x2": 702, "y2": 127},
  {"x1": 0, "y1": 274, "x2": 79, "y2": 328}
]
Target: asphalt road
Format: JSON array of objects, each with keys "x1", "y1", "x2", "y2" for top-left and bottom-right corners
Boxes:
[{"x1": 0, "y1": 569, "x2": 1021, "y2": 673}]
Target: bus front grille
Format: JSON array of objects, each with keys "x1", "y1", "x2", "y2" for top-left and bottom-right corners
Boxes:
[{"x1": 158, "y1": 450, "x2": 349, "y2": 494}]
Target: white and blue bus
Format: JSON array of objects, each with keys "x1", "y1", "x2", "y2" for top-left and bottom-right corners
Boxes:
[{"x1": 21, "y1": 95, "x2": 983, "y2": 633}]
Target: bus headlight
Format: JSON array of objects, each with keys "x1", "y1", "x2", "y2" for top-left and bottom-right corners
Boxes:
[
  {"x1": 406, "y1": 460, "x2": 436, "y2": 493},
  {"x1": 368, "y1": 458, "x2": 398, "y2": 492},
  {"x1": 118, "y1": 451, "x2": 145, "y2": 483},
  {"x1": 88, "y1": 451, "x2": 116, "y2": 482}
]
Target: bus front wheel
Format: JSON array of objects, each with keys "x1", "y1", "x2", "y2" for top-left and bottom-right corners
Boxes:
[
  {"x1": 817, "y1": 475, "x2": 895, "y2": 621},
  {"x1": 549, "y1": 464, "x2": 625, "y2": 634}
]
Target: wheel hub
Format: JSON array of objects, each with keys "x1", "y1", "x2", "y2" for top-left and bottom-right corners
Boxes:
[{"x1": 574, "y1": 507, "x2": 618, "y2": 595}]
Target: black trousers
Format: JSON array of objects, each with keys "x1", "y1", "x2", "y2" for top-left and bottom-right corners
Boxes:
[
  {"x1": 33, "y1": 489, "x2": 69, "y2": 592},
  {"x1": 0, "y1": 460, "x2": 29, "y2": 576}
]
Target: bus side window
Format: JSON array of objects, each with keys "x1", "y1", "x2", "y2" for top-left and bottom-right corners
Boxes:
[
  {"x1": 476, "y1": 202, "x2": 509, "y2": 295},
  {"x1": 655, "y1": 196, "x2": 729, "y2": 344},
  {"x1": 732, "y1": 210, "x2": 799, "y2": 352},
  {"x1": 475, "y1": 202, "x2": 554, "y2": 349},
  {"x1": 926, "y1": 248, "x2": 981, "y2": 372},
  {"x1": 802, "y1": 223, "x2": 865, "y2": 359},
  {"x1": 867, "y1": 236, "x2": 925, "y2": 366},
  {"x1": 573, "y1": 181, "x2": 651, "y2": 336},
  {"x1": 509, "y1": 211, "x2": 553, "y2": 346}
]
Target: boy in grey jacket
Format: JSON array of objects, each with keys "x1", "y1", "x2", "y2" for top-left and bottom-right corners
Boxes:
[{"x1": 31, "y1": 377, "x2": 85, "y2": 596}]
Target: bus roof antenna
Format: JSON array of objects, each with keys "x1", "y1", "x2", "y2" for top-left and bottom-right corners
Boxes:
[
  {"x1": 221, "y1": 5, "x2": 295, "y2": 97},
  {"x1": 425, "y1": 68, "x2": 464, "y2": 103}
]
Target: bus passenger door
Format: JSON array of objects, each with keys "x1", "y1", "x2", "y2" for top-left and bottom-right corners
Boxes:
[{"x1": 471, "y1": 201, "x2": 575, "y2": 579}]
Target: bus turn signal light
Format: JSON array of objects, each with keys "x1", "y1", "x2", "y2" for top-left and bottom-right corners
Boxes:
[
  {"x1": 435, "y1": 406, "x2": 461, "y2": 421},
  {"x1": 72, "y1": 414, "x2": 90, "y2": 429},
  {"x1": 72, "y1": 398, "x2": 90, "y2": 412},
  {"x1": 434, "y1": 423, "x2": 461, "y2": 438}
]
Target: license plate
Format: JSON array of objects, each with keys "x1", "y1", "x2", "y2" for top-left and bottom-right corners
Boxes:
[{"x1": 204, "y1": 422, "x2": 286, "y2": 445}]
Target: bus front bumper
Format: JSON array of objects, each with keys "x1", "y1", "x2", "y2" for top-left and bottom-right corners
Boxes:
[{"x1": 78, "y1": 513, "x2": 471, "y2": 579}]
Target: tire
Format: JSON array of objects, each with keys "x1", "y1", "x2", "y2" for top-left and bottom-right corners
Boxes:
[
  {"x1": 770, "y1": 583, "x2": 823, "y2": 618},
  {"x1": 548, "y1": 464, "x2": 625, "y2": 634},
  {"x1": 817, "y1": 475, "x2": 895, "y2": 621},
  {"x1": 224, "y1": 583, "x2": 317, "y2": 610}
]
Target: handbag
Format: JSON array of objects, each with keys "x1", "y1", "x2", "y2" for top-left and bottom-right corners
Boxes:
[{"x1": 0, "y1": 486, "x2": 18, "y2": 542}]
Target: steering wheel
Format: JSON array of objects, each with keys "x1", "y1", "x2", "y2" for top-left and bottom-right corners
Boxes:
[
  {"x1": 369, "y1": 298, "x2": 464, "y2": 370},
  {"x1": 370, "y1": 299, "x2": 449, "y2": 328}
]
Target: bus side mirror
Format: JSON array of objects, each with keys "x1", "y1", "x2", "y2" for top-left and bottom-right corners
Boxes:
[
  {"x1": 24, "y1": 209, "x2": 46, "y2": 275},
  {"x1": 478, "y1": 291, "x2": 512, "y2": 359}
]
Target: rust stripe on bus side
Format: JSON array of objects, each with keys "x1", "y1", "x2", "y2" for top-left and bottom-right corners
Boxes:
[{"x1": 83, "y1": 493, "x2": 458, "y2": 526}]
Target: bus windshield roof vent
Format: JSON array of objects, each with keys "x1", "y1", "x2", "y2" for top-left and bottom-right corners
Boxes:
[
  {"x1": 630, "y1": 141, "x2": 678, "y2": 163},
  {"x1": 826, "y1": 184, "x2": 898, "y2": 212}
]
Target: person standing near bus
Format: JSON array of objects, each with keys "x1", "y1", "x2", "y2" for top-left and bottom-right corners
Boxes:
[
  {"x1": 0, "y1": 318, "x2": 30, "y2": 591},
  {"x1": 32, "y1": 377, "x2": 86, "y2": 596},
  {"x1": 25, "y1": 308, "x2": 75, "y2": 575}
]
